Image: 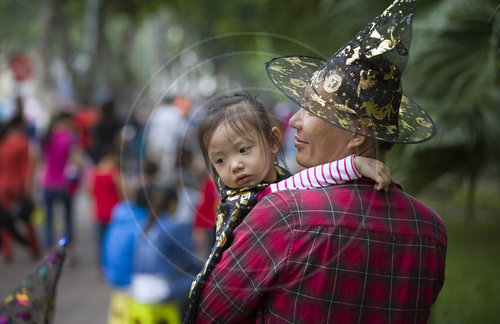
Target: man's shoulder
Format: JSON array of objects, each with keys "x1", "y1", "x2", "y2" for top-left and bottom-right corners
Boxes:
[
  {"x1": 247, "y1": 185, "x2": 349, "y2": 227},
  {"x1": 392, "y1": 188, "x2": 447, "y2": 242},
  {"x1": 249, "y1": 181, "x2": 446, "y2": 242},
  {"x1": 244, "y1": 189, "x2": 295, "y2": 229},
  {"x1": 258, "y1": 182, "x2": 363, "y2": 211}
]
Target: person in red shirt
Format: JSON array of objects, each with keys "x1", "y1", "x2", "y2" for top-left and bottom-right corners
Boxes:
[
  {"x1": 193, "y1": 0, "x2": 447, "y2": 323},
  {"x1": 0, "y1": 112, "x2": 39, "y2": 261},
  {"x1": 192, "y1": 176, "x2": 219, "y2": 259},
  {"x1": 73, "y1": 106, "x2": 100, "y2": 152},
  {"x1": 88, "y1": 149, "x2": 122, "y2": 269}
]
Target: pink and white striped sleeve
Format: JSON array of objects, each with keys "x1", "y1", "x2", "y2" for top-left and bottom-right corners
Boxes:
[{"x1": 269, "y1": 154, "x2": 362, "y2": 193}]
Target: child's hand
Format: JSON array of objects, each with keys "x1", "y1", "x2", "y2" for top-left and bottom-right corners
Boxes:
[{"x1": 353, "y1": 156, "x2": 392, "y2": 192}]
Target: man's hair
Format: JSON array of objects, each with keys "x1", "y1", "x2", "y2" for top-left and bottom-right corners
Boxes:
[
  {"x1": 375, "y1": 139, "x2": 395, "y2": 153},
  {"x1": 349, "y1": 117, "x2": 395, "y2": 154}
]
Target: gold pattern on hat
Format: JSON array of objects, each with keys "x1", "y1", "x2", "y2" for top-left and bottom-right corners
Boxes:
[
  {"x1": 284, "y1": 57, "x2": 302, "y2": 65},
  {"x1": 358, "y1": 117, "x2": 375, "y2": 127},
  {"x1": 309, "y1": 92, "x2": 327, "y2": 107},
  {"x1": 346, "y1": 46, "x2": 361, "y2": 65},
  {"x1": 361, "y1": 99, "x2": 396, "y2": 121},
  {"x1": 268, "y1": 65, "x2": 288, "y2": 75},
  {"x1": 282, "y1": 84, "x2": 300, "y2": 97},
  {"x1": 416, "y1": 117, "x2": 432, "y2": 127},
  {"x1": 336, "y1": 114, "x2": 352, "y2": 128},
  {"x1": 401, "y1": 119, "x2": 415, "y2": 131},
  {"x1": 284, "y1": 56, "x2": 320, "y2": 68},
  {"x1": 323, "y1": 73, "x2": 342, "y2": 93},
  {"x1": 311, "y1": 70, "x2": 322, "y2": 84},
  {"x1": 384, "y1": 65, "x2": 397, "y2": 80},
  {"x1": 291, "y1": 78, "x2": 307, "y2": 88},
  {"x1": 386, "y1": 124, "x2": 397, "y2": 134},
  {"x1": 357, "y1": 70, "x2": 377, "y2": 96},
  {"x1": 334, "y1": 103, "x2": 356, "y2": 115}
]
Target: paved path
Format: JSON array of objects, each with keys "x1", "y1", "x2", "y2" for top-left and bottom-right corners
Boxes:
[{"x1": 0, "y1": 191, "x2": 111, "y2": 324}]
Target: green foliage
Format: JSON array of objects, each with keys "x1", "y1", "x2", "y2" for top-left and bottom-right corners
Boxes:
[
  {"x1": 431, "y1": 218, "x2": 500, "y2": 323},
  {"x1": 0, "y1": 1, "x2": 41, "y2": 53},
  {"x1": 2, "y1": 1, "x2": 499, "y2": 210},
  {"x1": 394, "y1": 0, "x2": 500, "y2": 214},
  {"x1": 107, "y1": 0, "x2": 174, "y2": 23}
]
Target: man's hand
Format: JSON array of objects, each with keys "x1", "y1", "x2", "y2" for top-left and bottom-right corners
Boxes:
[{"x1": 354, "y1": 156, "x2": 392, "y2": 192}]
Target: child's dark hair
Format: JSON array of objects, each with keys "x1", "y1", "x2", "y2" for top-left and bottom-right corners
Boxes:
[
  {"x1": 197, "y1": 92, "x2": 284, "y2": 176},
  {"x1": 98, "y1": 147, "x2": 120, "y2": 165},
  {"x1": 41, "y1": 112, "x2": 73, "y2": 148},
  {"x1": 143, "y1": 186, "x2": 178, "y2": 233}
]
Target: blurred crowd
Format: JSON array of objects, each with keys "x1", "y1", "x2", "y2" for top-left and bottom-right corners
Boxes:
[{"x1": 0, "y1": 92, "x2": 297, "y2": 323}]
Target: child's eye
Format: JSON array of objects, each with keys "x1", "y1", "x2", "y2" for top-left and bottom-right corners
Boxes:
[
  {"x1": 240, "y1": 147, "x2": 250, "y2": 153},
  {"x1": 215, "y1": 158, "x2": 224, "y2": 164}
]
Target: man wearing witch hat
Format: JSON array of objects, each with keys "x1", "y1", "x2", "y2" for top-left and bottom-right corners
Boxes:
[{"x1": 193, "y1": 0, "x2": 447, "y2": 322}]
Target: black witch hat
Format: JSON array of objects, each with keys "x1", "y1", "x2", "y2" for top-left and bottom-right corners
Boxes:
[
  {"x1": 0, "y1": 237, "x2": 67, "y2": 324},
  {"x1": 266, "y1": 0, "x2": 435, "y2": 144}
]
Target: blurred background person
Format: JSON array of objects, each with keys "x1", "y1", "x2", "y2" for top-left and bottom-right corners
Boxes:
[
  {"x1": 174, "y1": 144, "x2": 203, "y2": 226},
  {"x1": 39, "y1": 111, "x2": 82, "y2": 258},
  {"x1": 102, "y1": 182, "x2": 149, "y2": 290},
  {"x1": 130, "y1": 185, "x2": 202, "y2": 324},
  {"x1": 102, "y1": 181, "x2": 149, "y2": 324},
  {"x1": 88, "y1": 149, "x2": 122, "y2": 271},
  {"x1": 72, "y1": 105, "x2": 100, "y2": 155},
  {"x1": 192, "y1": 176, "x2": 218, "y2": 259},
  {"x1": 0, "y1": 204, "x2": 28, "y2": 263},
  {"x1": 119, "y1": 107, "x2": 149, "y2": 179},
  {"x1": 89, "y1": 99, "x2": 123, "y2": 164},
  {"x1": 0, "y1": 107, "x2": 39, "y2": 262},
  {"x1": 146, "y1": 95, "x2": 190, "y2": 188}
]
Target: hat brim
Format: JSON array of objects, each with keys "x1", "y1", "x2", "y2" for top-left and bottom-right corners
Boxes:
[{"x1": 265, "y1": 55, "x2": 436, "y2": 144}]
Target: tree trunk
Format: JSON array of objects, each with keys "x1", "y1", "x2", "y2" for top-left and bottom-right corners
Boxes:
[
  {"x1": 104, "y1": 19, "x2": 138, "y2": 112},
  {"x1": 38, "y1": 0, "x2": 57, "y2": 94}
]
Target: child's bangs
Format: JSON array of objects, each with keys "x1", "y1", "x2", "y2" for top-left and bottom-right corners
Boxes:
[{"x1": 222, "y1": 106, "x2": 266, "y2": 143}]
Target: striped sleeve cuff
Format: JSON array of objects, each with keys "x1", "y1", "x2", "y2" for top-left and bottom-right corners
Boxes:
[{"x1": 269, "y1": 155, "x2": 361, "y2": 193}]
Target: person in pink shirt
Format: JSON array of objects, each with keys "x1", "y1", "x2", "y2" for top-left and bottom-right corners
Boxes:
[
  {"x1": 40, "y1": 112, "x2": 82, "y2": 253},
  {"x1": 88, "y1": 149, "x2": 122, "y2": 269}
]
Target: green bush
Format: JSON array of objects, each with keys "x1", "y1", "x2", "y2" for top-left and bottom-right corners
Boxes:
[{"x1": 431, "y1": 218, "x2": 500, "y2": 323}]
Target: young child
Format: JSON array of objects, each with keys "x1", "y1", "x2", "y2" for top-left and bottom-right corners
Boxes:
[
  {"x1": 185, "y1": 93, "x2": 391, "y2": 322},
  {"x1": 88, "y1": 149, "x2": 122, "y2": 269},
  {"x1": 130, "y1": 186, "x2": 202, "y2": 323},
  {"x1": 103, "y1": 162, "x2": 158, "y2": 324},
  {"x1": 102, "y1": 182, "x2": 149, "y2": 324}
]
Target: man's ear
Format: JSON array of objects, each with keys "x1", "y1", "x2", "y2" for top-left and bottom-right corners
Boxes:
[
  {"x1": 270, "y1": 126, "x2": 282, "y2": 154},
  {"x1": 347, "y1": 132, "x2": 366, "y2": 150},
  {"x1": 347, "y1": 121, "x2": 368, "y2": 151}
]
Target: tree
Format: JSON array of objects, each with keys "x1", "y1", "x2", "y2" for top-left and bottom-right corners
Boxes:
[{"x1": 394, "y1": 0, "x2": 500, "y2": 218}]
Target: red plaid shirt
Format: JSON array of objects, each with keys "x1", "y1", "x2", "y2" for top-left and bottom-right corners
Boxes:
[{"x1": 194, "y1": 179, "x2": 447, "y2": 323}]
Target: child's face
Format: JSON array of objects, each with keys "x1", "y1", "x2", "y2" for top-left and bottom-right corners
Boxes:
[{"x1": 208, "y1": 124, "x2": 278, "y2": 188}]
